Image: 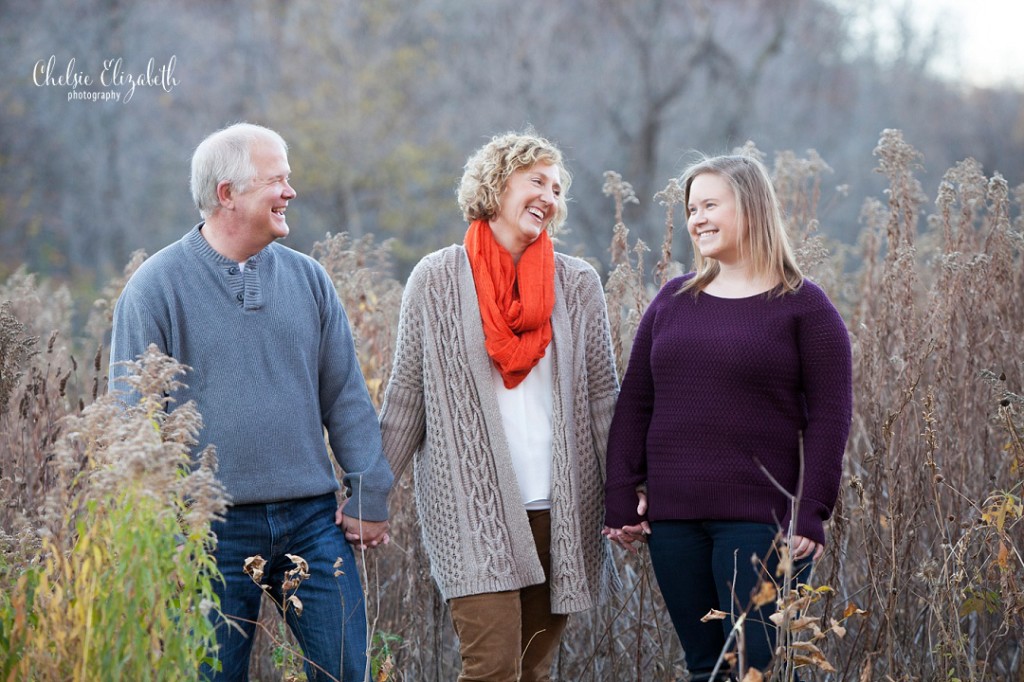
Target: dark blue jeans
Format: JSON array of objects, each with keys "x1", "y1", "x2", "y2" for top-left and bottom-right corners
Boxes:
[
  {"x1": 648, "y1": 520, "x2": 813, "y2": 681},
  {"x1": 200, "y1": 493, "x2": 367, "y2": 682}
]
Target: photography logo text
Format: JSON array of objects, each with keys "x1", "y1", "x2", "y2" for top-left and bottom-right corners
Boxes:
[{"x1": 33, "y1": 55, "x2": 179, "y2": 103}]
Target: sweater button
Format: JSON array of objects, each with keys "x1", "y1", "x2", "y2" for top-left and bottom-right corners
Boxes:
[
  {"x1": 236, "y1": 293, "x2": 244, "y2": 302},
  {"x1": 228, "y1": 266, "x2": 239, "y2": 275}
]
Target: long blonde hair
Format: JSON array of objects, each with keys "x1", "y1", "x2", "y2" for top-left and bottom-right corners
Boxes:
[{"x1": 678, "y1": 154, "x2": 802, "y2": 296}]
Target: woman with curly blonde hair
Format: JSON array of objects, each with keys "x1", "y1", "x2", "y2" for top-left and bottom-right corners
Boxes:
[{"x1": 380, "y1": 130, "x2": 619, "y2": 681}]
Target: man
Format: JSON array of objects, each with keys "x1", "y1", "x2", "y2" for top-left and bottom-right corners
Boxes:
[{"x1": 109, "y1": 123, "x2": 393, "y2": 681}]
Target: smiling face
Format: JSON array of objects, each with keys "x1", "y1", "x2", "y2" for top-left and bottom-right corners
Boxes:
[
  {"x1": 231, "y1": 137, "x2": 296, "y2": 249},
  {"x1": 687, "y1": 171, "x2": 745, "y2": 266},
  {"x1": 489, "y1": 161, "x2": 562, "y2": 261}
]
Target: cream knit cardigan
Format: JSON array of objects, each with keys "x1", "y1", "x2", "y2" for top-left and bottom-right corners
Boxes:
[{"x1": 379, "y1": 244, "x2": 619, "y2": 613}]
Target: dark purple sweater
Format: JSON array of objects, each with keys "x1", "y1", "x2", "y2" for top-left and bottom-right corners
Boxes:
[{"x1": 604, "y1": 275, "x2": 852, "y2": 545}]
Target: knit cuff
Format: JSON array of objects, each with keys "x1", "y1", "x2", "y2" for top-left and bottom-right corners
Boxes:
[
  {"x1": 604, "y1": 483, "x2": 645, "y2": 528},
  {"x1": 344, "y1": 484, "x2": 391, "y2": 522},
  {"x1": 785, "y1": 499, "x2": 829, "y2": 546}
]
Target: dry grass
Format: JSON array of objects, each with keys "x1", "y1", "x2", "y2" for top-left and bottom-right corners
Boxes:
[
  {"x1": 0, "y1": 342, "x2": 227, "y2": 680},
  {"x1": 1, "y1": 130, "x2": 1021, "y2": 680},
  {"x1": 830, "y1": 130, "x2": 1024, "y2": 681}
]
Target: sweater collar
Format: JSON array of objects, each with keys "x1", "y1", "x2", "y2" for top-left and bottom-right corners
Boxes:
[
  {"x1": 187, "y1": 223, "x2": 268, "y2": 266},
  {"x1": 187, "y1": 223, "x2": 268, "y2": 311}
]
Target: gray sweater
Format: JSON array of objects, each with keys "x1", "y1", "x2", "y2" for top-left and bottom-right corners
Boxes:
[
  {"x1": 379, "y1": 245, "x2": 618, "y2": 612},
  {"x1": 109, "y1": 225, "x2": 393, "y2": 519}
]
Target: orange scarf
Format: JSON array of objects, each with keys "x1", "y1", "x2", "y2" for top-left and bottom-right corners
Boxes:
[{"x1": 464, "y1": 219, "x2": 555, "y2": 389}]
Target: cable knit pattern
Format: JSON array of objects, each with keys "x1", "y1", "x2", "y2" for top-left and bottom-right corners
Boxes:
[
  {"x1": 380, "y1": 244, "x2": 618, "y2": 612},
  {"x1": 605, "y1": 274, "x2": 852, "y2": 546},
  {"x1": 108, "y1": 224, "x2": 393, "y2": 518}
]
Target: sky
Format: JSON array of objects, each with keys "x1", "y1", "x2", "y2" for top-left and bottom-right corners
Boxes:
[{"x1": 897, "y1": 0, "x2": 1024, "y2": 88}]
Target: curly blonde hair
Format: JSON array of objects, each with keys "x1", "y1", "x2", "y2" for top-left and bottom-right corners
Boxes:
[{"x1": 457, "y1": 130, "x2": 572, "y2": 233}]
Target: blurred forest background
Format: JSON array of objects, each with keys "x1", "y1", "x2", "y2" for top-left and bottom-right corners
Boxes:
[{"x1": 2, "y1": 0, "x2": 1022, "y2": 297}]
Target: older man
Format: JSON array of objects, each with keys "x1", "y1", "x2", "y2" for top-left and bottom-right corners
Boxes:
[{"x1": 109, "y1": 123, "x2": 393, "y2": 681}]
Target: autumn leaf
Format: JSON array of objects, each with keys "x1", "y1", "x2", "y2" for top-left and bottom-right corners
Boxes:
[
  {"x1": 997, "y1": 541, "x2": 1010, "y2": 569},
  {"x1": 752, "y1": 580, "x2": 777, "y2": 607},
  {"x1": 780, "y1": 594, "x2": 813, "y2": 612},
  {"x1": 376, "y1": 656, "x2": 394, "y2": 682},
  {"x1": 243, "y1": 555, "x2": 266, "y2": 583},
  {"x1": 776, "y1": 545, "x2": 793, "y2": 578},
  {"x1": 793, "y1": 650, "x2": 837, "y2": 672},
  {"x1": 770, "y1": 613, "x2": 819, "y2": 631},
  {"x1": 980, "y1": 494, "x2": 1023, "y2": 531},
  {"x1": 791, "y1": 640, "x2": 824, "y2": 652},
  {"x1": 829, "y1": 618, "x2": 848, "y2": 638},
  {"x1": 790, "y1": 638, "x2": 839, "y2": 671},
  {"x1": 701, "y1": 609, "x2": 729, "y2": 622},
  {"x1": 286, "y1": 553, "x2": 309, "y2": 575},
  {"x1": 741, "y1": 668, "x2": 764, "y2": 681}
]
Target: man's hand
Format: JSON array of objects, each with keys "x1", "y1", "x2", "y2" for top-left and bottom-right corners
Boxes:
[{"x1": 335, "y1": 499, "x2": 390, "y2": 550}]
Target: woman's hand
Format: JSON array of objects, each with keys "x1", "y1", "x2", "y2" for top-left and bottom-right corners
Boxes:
[
  {"x1": 788, "y1": 534, "x2": 824, "y2": 561},
  {"x1": 603, "y1": 525, "x2": 647, "y2": 552},
  {"x1": 603, "y1": 488, "x2": 652, "y2": 553}
]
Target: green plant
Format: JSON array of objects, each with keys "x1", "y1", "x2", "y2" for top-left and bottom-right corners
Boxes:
[
  {"x1": 371, "y1": 630, "x2": 401, "y2": 681},
  {"x1": 0, "y1": 345, "x2": 228, "y2": 681}
]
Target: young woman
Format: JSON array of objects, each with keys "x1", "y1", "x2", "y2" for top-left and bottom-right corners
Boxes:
[
  {"x1": 380, "y1": 131, "x2": 619, "y2": 682},
  {"x1": 604, "y1": 154, "x2": 852, "y2": 681}
]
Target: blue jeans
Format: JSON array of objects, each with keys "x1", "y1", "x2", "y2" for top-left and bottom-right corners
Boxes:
[
  {"x1": 648, "y1": 520, "x2": 812, "y2": 681},
  {"x1": 200, "y1": 493, "x2": 368, "y2": 682}
]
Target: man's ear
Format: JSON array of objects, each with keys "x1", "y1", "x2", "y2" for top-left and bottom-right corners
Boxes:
[{"x1": 216, "y1": 180, "x2": 234, "y2": 210}]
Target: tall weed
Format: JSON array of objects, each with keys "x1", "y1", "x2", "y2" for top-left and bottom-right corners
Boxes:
[{"x1": 0, "y1": 344, "x2": 228, "y2": 680}]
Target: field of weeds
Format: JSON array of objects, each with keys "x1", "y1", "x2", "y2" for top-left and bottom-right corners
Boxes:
[{"x1": 1, "y1": 131, "x2": 1022, "y2": 681}]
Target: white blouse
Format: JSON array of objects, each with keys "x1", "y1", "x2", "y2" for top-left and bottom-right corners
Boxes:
[{"x1": 491, "y1": 351, "x2": 554, "y2": 510}]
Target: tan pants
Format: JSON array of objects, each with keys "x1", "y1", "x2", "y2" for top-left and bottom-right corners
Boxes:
[{"x1": 448, "y1": 510, "x2": 569, "y2": 682}]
